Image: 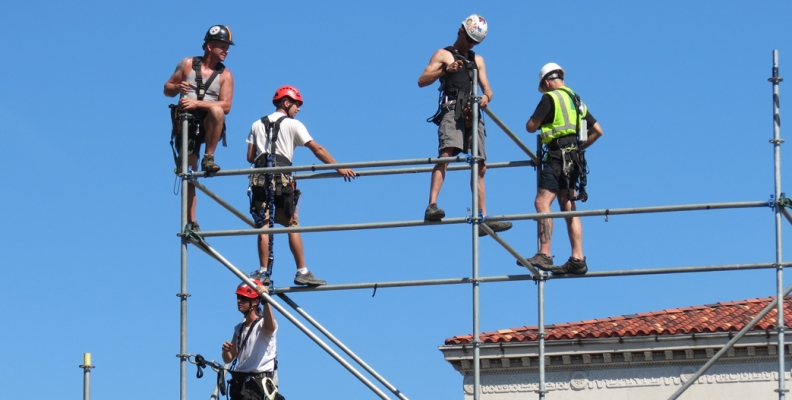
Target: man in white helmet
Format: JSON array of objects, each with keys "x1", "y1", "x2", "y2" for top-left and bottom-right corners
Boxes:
[
  {"x1": 522, "y1": 63, "x2": 603, "y2": 275},
  {"x1": 417, "y1": 14, "x2": 512, "y2": 236}
]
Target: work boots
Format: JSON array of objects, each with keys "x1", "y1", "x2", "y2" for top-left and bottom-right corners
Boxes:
[
  {"x1": 479, "y1": 221, "x2": 513, "y2": 237},
  {"x1": 424, "y1": 203, "x2": 445, "y2": 221},
  {"x1": 201, "y1": 154, "x2": 221, "y2": 173},
  {"x1": 551, "y1": 257, "x2": 588, "y2": 275},
  {"x1": 521, "y1": 253, "x2": 554, "y2": 271}
]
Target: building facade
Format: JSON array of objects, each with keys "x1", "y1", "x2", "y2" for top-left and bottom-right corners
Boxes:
[{"x1": 440, "y1": 297, "x2": 792, "y2": 399}]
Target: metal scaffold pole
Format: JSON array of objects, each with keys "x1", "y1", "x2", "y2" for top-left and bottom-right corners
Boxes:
[
  {"x1": 770, "y1": 49, "x2": 787, "y2": 400},
  {"x1": 178, "y1": 113, "x2": 191, "y2": 400},
  {"x1": 79, "y1": 353, "x2": 94, "y2": 400},
  {"x1": 536, "y1": 135, "x2": 546, "y2": 400},
  {"x1": 471, "y1": 68, "x2": 482, "y2": 400}
]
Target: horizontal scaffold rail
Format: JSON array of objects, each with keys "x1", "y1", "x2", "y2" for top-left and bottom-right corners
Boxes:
[
  {"x1": 194, "y1": 200, "x2": 769, "y2": 238},
  {"x1": 272, "y1": 262, "x2": 792, "y2": 294},
  {"x1": 197, "y1": 156, "x2": 472, "y2": 178},
  {"x1": 293, "y1": 160, "x2": 535, "y2": 180}
]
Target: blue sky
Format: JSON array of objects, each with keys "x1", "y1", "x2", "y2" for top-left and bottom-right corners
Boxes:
[{"x1": 2, "y1": 1, "x2": 791, "y2": 399}]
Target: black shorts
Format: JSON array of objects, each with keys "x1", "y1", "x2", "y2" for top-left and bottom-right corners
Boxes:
[{"x1": 538, "y1": 157, "x2": 579, "y2": 192}]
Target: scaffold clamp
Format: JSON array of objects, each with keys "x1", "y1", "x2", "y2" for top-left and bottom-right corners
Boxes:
[{"x1": 778, "y1": 195, "x2": 792, "y2": 208}]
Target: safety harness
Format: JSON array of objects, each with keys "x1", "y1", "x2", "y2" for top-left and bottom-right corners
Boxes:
[
  {"x1": 427, "y1": 46, "x2": 478, "y2": 126},
  {"x1": 248, "y1": 116, "x2": 301, "y2": 280},
  {"x1": 543, "y1": 87, "x2": 589, "y2": 202},
  {"x1": 168, "y1": 56, "x2": 227, "y2": 171},
  {"x1": 228, "y1": 312, "x2": 282, "y2": 400}
]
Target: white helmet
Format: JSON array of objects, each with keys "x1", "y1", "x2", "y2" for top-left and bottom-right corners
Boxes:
[
  {"x1": 462, "y1": 14, "x2": 488, "y2": 43},
  {"x1": 538, "y1": 62, "x2": 565, "y2": 92}
]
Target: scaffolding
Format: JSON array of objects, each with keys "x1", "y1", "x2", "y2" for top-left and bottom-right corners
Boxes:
[{"x1": 172, "y1": 50, "x2": 786, "y2": 400}]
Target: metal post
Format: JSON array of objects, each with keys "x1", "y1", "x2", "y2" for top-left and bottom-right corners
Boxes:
[
  {"x1": 538, "y1": 277, "x2": 546, "y2": 400},
  {"x1": 668, "y1": 283, "x2": 792, "y2": 400},
  {"x1": 179, "y1": 112, "x2": 191, "y2": 400},
  {"x1": 185, "y1": 234, "x2": 393, "y2": 400},
  {"x1": 277, "y1": 293, "x2": 409, "y2": 400},
  {"x1": 536, "y1": 135, "x2": 546, "y2": 400},
  {"x1": 770, "y1": 49, "x2": 787, "y2": 400},
  {"x1": 79, "y1": 352, "x2": 94, "y2": 400},
  {"x1": 470, "y1": 68, "x2": 482, "y2": 400}
]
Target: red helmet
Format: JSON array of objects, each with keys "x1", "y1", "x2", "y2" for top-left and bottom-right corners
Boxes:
[
  {"x1": 236, "y1": 279, "x2": 263, "y2": 299},
  {"x1": 272, "y1": 86, "x2": 303, "y2": 107}
]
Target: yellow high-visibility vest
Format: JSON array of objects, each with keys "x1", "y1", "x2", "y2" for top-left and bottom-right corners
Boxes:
[{"x1": 540, "y1": 86, "x2": 587, "y2": 144}]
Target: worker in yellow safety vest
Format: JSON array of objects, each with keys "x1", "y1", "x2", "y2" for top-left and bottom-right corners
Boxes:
[{"x1": 522, "y1": 63, "x2": 603, "y2": 275}]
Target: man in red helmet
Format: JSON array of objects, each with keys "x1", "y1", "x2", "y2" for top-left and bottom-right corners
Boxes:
[
  {"x1": 246, "y1": 86, "x2": 356, "y2": 287},
  {"x1": 222, "y1": 279, "x2": 280, "y2": 400},
  {"x1": 164, "y1": 25, "x2": 236, "y2": 231},
  {"x1": 418, "y1": 14, "x2": 512, "y2": 236}
]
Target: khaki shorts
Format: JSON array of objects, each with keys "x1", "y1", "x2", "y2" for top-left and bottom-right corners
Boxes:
[
  {"x1": 437, "y1": 110, "x2": 486, "y2": 159},
  {"x1": 254, "y1": 199, "x2": 299, "y2": 227}
]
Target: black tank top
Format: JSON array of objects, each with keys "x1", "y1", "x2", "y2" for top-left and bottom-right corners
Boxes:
[{"x1": 439, "y1": 47, "x2": 477, "y2": 100}]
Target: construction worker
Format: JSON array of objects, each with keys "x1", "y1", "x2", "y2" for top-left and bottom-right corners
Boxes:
[
  {"x1": 164, "y1": 25, "x2": 235, "y2": 231},
  {"x1": 247, "y1": 86, "x2": 356, "y2": 287},
  {"x1": 523, "y1": 63, "x2": 603, "y2": 275},
  {"x1": 222, "y1": 279, "x2": 281, "y2": 400},
  {"x1": 418, "y1": 14, "x2": 512, "y2": 236}
]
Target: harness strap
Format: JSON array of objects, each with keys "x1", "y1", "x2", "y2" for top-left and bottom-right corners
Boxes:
[
  {"x1": 192, "y1": 57, "x2": 226, "y2": 101},
  {"x1": 233, "y1": 317, "x2": 261, "y2": 368}
]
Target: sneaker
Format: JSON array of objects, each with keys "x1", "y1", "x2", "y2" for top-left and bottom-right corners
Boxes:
[
  {"x1": 552, "y1": 257, "x2": 588, "y2": 275},
  {"x1": 424, "y1": 203, "x2": 445, "y2": 221},
  {"x1": 294, "y1": 270, "x2": 326, "y2": 286},
  {"x1": 201, "y1": 154, "x2": 221, "y2": 173},
  {"x1": 519, "y1": 253, "x2": 554, "y2": 271},
  {"x1": 478, "y1": 221, "x2": 513, "y2": 237},
  {"x1": 249, "y1": 269, "x2": 271, "y2": 286}
]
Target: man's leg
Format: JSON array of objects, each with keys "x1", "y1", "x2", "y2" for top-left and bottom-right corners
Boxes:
[
  {"x1": 557, "y1": 190, "x2": 583, "y2": 260},
  {"x1": 201, "y1": 105, "x2": 225, "y2": 172},
  {"x1": 535, "y1": 188, "x2": 557, "y2": 256},
  {"x1": 288, "y1": 232, "x2": 307, "y2": 269},
  {"x1": 256, "y1": 227, "x2": 271, "y2": 271},
  {"x1": 426, "y1": 148, "x2": 453, "y2": 220},
  {"x1": 475, "y1": 161, "x2": 487, "y2": 215},
  {"x1": 283, "y1": 208, "x2": 325, "y2": 286},
  {"x1": 203, "y1": 105, "x2": 225, "y2": 155}
]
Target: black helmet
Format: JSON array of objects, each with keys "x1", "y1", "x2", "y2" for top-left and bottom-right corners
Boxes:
[{"x1": 204, "y1": 25, "x2": 234, "y2": 45}]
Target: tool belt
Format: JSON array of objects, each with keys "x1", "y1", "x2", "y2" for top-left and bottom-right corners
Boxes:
[
  {"x1": 228, "y1": 371, "x2": 283, "y2": 400},
  {"x1": 249, "y1": 154, "x2": 301, "y2": 226},
  {"x1": 544, "y1": 135, "x2": 589, "y2": 202}
]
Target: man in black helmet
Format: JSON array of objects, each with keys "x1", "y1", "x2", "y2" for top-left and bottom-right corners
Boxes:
[
  {"x1": 164, "y1": 25, "x2": 236, "y2": 230},
  {"x1": 418, "y1": 14, "x2": 512, "y2": 236}
]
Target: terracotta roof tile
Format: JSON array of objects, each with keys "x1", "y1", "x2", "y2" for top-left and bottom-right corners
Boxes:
[{"x1": 445, "y1": 297, "x2": 792, "y2": 345}]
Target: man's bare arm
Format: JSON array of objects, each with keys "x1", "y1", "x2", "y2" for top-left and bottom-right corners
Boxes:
[
  {"x1": 164, "y1": 58, "x2": 190, "y2": 97},
  {"x1": 418, "y1": 49, "x2": 456, "y2": 87},
  {"x1": 475, "y1": 54, "x2": 493, "y2": 108},
  {"x1": 246, "y1": 143, "x2": 257, "y2": 164},
  {"x1": 582, "y1": 122, "x2": 603, "y2": 149},
  {"x1": 526, "y1": 118, "x2": 542, "y2": 133},
  {"x1": 304, "y1": 141, "x2": 357, "y2": 181}
]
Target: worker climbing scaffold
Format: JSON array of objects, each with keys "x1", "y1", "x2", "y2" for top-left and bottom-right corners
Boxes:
[
  {"x1": 246, "y1": 86, "x2": 357, "y2": 287},
  {"x1": 163, "y1": 24, "x2": 236, "y2": 231},
  {"x1": 418, "y1": 14, "x2": 513, "y2": 235},
  {"x1": 522, "y1": 63, "x2": 604, "y2": 275},
  {"x1": 222, "y1": 279, "x2": 284, "y2": 400}
]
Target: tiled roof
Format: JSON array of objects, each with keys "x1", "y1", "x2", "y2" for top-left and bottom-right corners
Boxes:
[{"x1": 445, "y1": 297, "x2": 792, "y2": 345}]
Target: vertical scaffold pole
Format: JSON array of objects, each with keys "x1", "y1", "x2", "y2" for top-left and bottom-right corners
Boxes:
[
  {"x1": 471, "y1": 68, "x2": 482, "y2": 400},
  {"x1": 179, "y1": 113, "x2": 191, "y2": 400},
  {"x1": 79, "y1": 352, "x2": 94, "y2": 400},
  {"x1": 770, "y1": 49, "x2": 787, "y2": 400},
  {"x1": 536, "y1": 135, "x2": 546, "y2": 400}
]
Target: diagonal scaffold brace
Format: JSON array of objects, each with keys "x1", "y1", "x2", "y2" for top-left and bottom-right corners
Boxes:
[{"x1": 182, "y1": 228, "x2": 406, "y2": 400}]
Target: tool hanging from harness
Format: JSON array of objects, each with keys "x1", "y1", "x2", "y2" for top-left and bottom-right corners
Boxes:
[
  {"x1": 169, "y1": 56, "x2": 228, "y2": 171},
  {"x1": 427, "y1": 46, "x2": 478, "y2": 128},
  {"x1": 544, "y1": 87, "x2": 589, "y2": 202},
  {"x1": 248, "y1": 116, "x2": 301, "y2": 279}
]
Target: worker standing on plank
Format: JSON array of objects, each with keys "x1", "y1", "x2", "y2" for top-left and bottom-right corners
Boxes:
[
  {"x1": 523, "y1": 63, "x2": 603, "y2": 275},
  {"x1": 418, "y1": 14, "x2": 512, "y2": 236}
]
